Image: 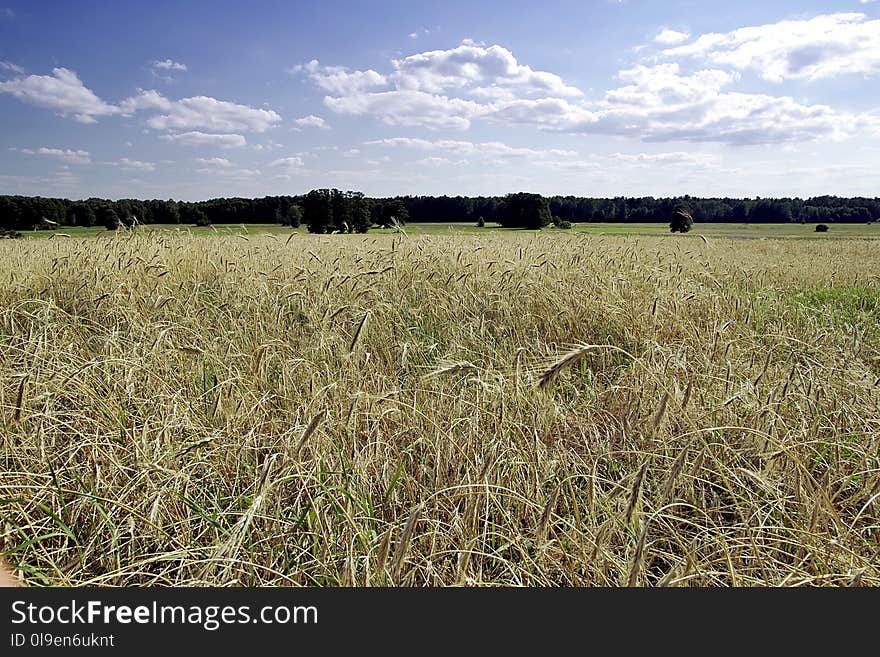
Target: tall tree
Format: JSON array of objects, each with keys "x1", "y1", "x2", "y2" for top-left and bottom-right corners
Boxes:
[
  {"x1": 496, "y1": 193, "x2": 552, "y2": 229},
  {"x1": 304, "y1": 189, "x2": 333, "y2": 233}
]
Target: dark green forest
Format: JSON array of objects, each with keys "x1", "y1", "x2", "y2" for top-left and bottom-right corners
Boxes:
[{"x1": 1, "y1": 190, "x2": 879, "y2": 232}]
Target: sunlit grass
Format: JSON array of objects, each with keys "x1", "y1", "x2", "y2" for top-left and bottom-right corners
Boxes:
[{"x1": 1, "y1": 230, "x2": 878, "y2": 586}]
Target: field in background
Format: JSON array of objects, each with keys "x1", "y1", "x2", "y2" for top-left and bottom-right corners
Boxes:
[
  {"x1": 1, "y1": 231, "x2": 879, "y2": 586},
  {"x1": 19, "y1": 221, "x2": 880, "y2": 240}
]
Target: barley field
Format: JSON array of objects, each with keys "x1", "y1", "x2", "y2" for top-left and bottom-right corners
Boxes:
[{"x1": 1, "y1": 230, "x2": 878, "y2": 586}]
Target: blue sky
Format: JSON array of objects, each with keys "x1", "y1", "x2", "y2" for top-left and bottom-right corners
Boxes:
[{"x1": 1, "y1": 0, "x2": 879, "y2": 200}]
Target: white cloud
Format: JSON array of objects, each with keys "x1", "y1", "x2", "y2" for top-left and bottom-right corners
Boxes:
[
  {"x1": 490, "y1": 97, "x2": 599, "y2": 131},
  {"x1": 269, "y1": 156, "x2": 305, "y2": 170},
  {"x1": 325, "y1": 89, "x2": 488, "y2": 130},
  {"x1": 119, "y1": 89, "x2": 173, "y2": 113},
  {"x1": 195, "y1": 166, "x2": 261, "y2": 177},
  {"x1": 663, "y1": 13, "x2": 880, "y2": 82},
  {"x1": 0, "y1": 67, "x2": 119, "y2": 123},
  {"x1": 608, "y1": 151, "x2": 717, "y2": 166},
  {"x1": 195, "y1": 157, "x2": 232, "y2": 167},
  {"x1": 253, "y1": 140, "x2": 283, "y2": 151},
  {"x1": 160, "y1": 131, "x2": 247, "y2": 148},
  {"x1": 391, "y1": 43, "x2": 583, "y2": 97},
  {"x1": 368, "y1": 136, "x2": 599, "y2": 173},
  {"x1": 655, "y1": 29, "x2": 690, "y2": 45},
  {"x1": 580, "y1": 63, "x2": 871, "y2": 145},
  {"x1": 290, "y1": 60, "x2": 387, "y2": 95},
  {"x1": 306, "y1": 42, "x2": 583, "y2": 131},
  {"x1": 0, "y1": 60, "x2": 24, "y2": 74},
  {"x1": 268, "y1": 156, "x2": 307, "y2": 179},
  {"x1": 143, "y1": 94, "x2": 281, "y2": 132},
  {"x1": 152, "y1": 59, "x2": 187, "y2": 72},
  {"x1": 120, "y1": 90, "x2": 282, "y2": 137},
  {"x1": 298, "y1": 36, "x2": 880, "y2": 145},
  {"x1": 21, "y1": 147, "x2": 91, "y2": 164},
  {"x1": 293, "y1": 114, "x2": 329, "y2": 129},
  {"x1": 118, "y1": 157, "x2": 156, "y2": 171},
  {"x1": 416, "y1": 156, "x2": 467, "y2": 167},
  {"x1": 364, "y1": 137, "x2": 577, "y2": 159}
]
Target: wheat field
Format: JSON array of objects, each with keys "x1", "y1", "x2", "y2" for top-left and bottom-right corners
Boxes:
[{"x1": 1, "y1": 230, "x2": 878, "y2": 586}]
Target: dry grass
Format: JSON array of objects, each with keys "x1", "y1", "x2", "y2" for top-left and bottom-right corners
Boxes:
[{"x1": 1, "y1": 230, "x2": 879, "y2": 586}]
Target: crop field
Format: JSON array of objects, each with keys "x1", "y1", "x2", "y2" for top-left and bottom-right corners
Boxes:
[
  {"x1": 19, "y1": 221, "x2": 880, "y2": 241},
  {"x1": 1, "y1": 230, "x2": 879, "y2": 586}
]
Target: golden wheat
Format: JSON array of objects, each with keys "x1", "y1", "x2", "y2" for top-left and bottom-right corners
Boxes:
[{"x1": 0, "y1": 230, "x2": 878, "y2": 586}]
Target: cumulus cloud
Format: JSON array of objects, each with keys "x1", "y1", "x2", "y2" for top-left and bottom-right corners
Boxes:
[
  {"x1": 270, "y1": 156, "x2": 305, "y2": 170},
  {"x1": 119, "y1": 89, "x2": 282, "y2": 136},
  {"x1": 655, "y1": 29, "x2": 690, "y2": 45},
  {"x1": 662, "y1": 13, "x2": 880, "y2": 82},
  {"x1": 0, "y1": 67, "x2": 119, "y2": 123},
  {"x1": 119, "y1": 89, "x2": 173, "y2": 113},
  {"x1": 0, "y1": 60, "x2": 24, "y2": 74},
  {"x1": 319, "y1": 48, "x2": 872, "y2": 142},
  {"x1": 194, "y1": 157, "x2": 232, "y2": 167},
  {"x1": 269, "y1": 156, "x2": 307, "y2": 179},
  {"x1": 490, "y1": 97, "x2": 599, "y2": 131},
  {"x1": 390, "y1": 43, "x2": 583, "y2": 97},
  {"x1": 0, "y1": 68, "x2": 282, "y2": 137},
  {"x1": 118, "y1": 158, "x2": 156, "y2": 171},
  {"x1": 21, "y1": 147, "x2": 92, "y2": 164},
  {"x1": 309, "y1": 38, "x2": 880, "y2": 144},
  {"x1": 152, "y1": 59, "x2": 187, "y2": 72},
  {"x1": 299, "y1": 42, "x2": 583, "y2": 131},
  {"x1": 142, "y1": 94, "x2": 282, "y2": 132},
  {"x1": 325, "y1": 89, "x2": 488, "y2": 130},
  {"x1": 580, "y1": 63, "x2": 869, "y2": 145},
  {"x1": 290, "y1": 60, "x2": 387, "y2": 94},
  {"x1": 253, "y1": 140, "x2": 283, "y2": 151},
  {"x1": 19, "y1": 147, "x2": 88, "y2": 164},
  {"x1": 159, "y1": 131, "x2": 247, "y2": 148},
  {"x1": 293, "y1": 114, "x2": 329, "y2": 129}
]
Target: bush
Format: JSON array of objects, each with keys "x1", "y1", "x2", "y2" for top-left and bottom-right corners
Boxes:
[
  {"x1": 476, "y1": 216, "x2": 485, "y2": 228},
  {"x1": 0, "y1": 228, "x2": 22, "y2": 239},
  {"x1": 670, "y1": 203, "x2": 694, "y2": 233},
  {"x1": 815, "y1": 224, "x2": 829, "y2": 233},
  {"x1": 555, "y1": 220, "x2": 573, "y2": 229}
]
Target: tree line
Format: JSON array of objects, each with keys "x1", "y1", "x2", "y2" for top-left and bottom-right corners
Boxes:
[{"x1": 1, "y1": 191, "x2": 878, "y2": 232}]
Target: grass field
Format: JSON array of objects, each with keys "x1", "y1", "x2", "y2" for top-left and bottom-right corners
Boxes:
[
  {"x1": 19, "y1": 221, "x2": 880, "y2": 240},
  {"x1": 1, "y1": 230, "x2": 879, "y2": 586}
]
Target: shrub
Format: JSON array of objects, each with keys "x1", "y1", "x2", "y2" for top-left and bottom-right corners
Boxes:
[
  {"x1": 0, "y1": 228, "x2": 22, "y2": 239},
  {"x1": 670, "y1": 203, "x2": 694, "y2": 233},
  {"x1": 816, "y1": 224, "x2": 829, "y2": 233}
]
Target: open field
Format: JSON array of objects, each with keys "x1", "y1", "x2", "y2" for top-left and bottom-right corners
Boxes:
[
  {"x1": 19, "y1": 221, "x2": 880, "y2": 240},
  {"x1": 1, "y1": 231, "x2": 879, "y2": 586}
]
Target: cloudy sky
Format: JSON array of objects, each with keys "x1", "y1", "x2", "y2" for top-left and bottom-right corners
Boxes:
[{"x1": 1, "y1": 0, "x2": 879, "y2": 201}]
